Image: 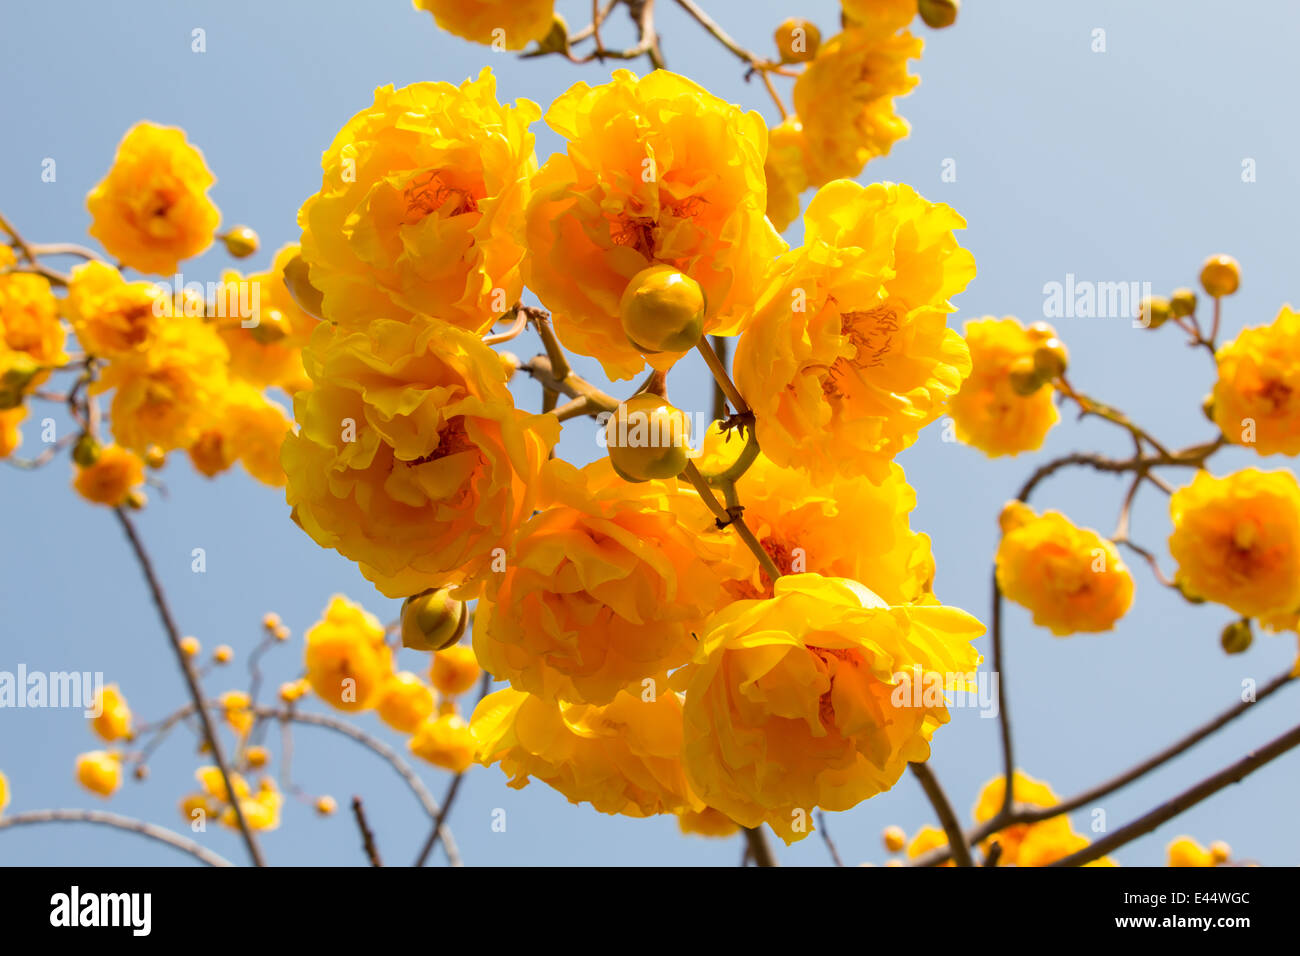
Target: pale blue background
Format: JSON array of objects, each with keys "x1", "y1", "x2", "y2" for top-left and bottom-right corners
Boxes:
[{"x1": 1, "y1": 0, "x2": 1297, "y2": 866}]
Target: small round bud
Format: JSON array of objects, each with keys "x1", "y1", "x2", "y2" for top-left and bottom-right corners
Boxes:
[
  {"x1": 0, "y1": 355, "x2": 40, "y2": 409},
  {"x1": 281, "y1": 253, "x2": 324, "y2": 318},
  {"x1": 221, "y1": 226, "x2": 259, "y2": 259},
  {"x1": 1219, "y1": 619, "x2": 1252, "y2": 654},
  {"x1": 133, "y1": 764, "x2": 149, "y2": 781},
  {"x1": 604, "y1": 394, "x2": 693, "y2": 481},
  {"x1": 180, "y1": 636, "x2": 201, "y2": 657},
  {"x1": 246, "y1": 746, "x2": 270, "y2": 769},
  {"x1": 1007, "y1": 355, "x2": 1046, "y2": 396},
  {"x1": 882, "y1": 825, "x2": 906, "y2": 853},
  {"x1": 144, "y1": 445, "x2": 166, "y2": 469},
  {"x1": 1139, "y1": 295, "x2": 1172, "y2": 330},
  {"x1": 72, "y1": 434, "x2": 102, "y2": 468},
  {"x1": 774, "y1": 18, "x2": 821, "y2": 63},
  {"x1": 273, "y1": 624, "x2": 290, "y2": 642},
  {"x1": 124, "y1": 489, "x2": 147, "y2": 511},
  {"x1": 315, "y1": 795, "x2": 337, "y2": 816},
  {"x1": 248, "y1": 307, "x2": 289, "y2": 345},
  {"x1": 1170, "y1": 287, "x2": 1197, "y2": 318},
  {"x1": 536, "y1": 14, "x2": 569, "y2": 54},
  {"x1": 1201, "y1": 393, "x2": 1217, "y2": 423},
  {"x1": 998, "y1": 500, "x2": 1034, "y2": 535},
  {"x1": 1024, "y1": 321, "x2": 1056, "y2": 343},
  {"x1": 619, "y1": 265, "x2": 706, "y2": 355},
  {"x1": 262, "y1": 612, "x2": 281, "y2": 631},
  {"x1": 1199, "y1": 255, "x2": 1240, "y2": 298},
  {"x1": 1031, "y1": 338, "x2": 1068, "y2": 379},
  {"x1": 1209, "y1": 841, "x2": 1231, "y2": 864},
  {"x1": 400, "y1": 587, "x2": 469, "y2": 652},
  {"x1": 213, "y1": 645, "x2": 234, "y2": 664},
  {"x1": 918, "y1": 0, "x2": 960, "y2": 28}
]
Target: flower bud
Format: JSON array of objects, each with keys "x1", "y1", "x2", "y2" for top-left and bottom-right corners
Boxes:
[
  {"x1": 919, "y1": 0, "x2": 960, "y2": 28},
  {"x1": 124, "y1": 489, "x2": 148, "y2": 511},
  {"x1": 1201, "y1": 393, "x2": 1217, "y2": 423},
  {"x1": 1199, "y1": 255, "x2": 1240, "y2": 298},
  {"x1": 246, "y1": 746, "x2": 269, "y2": 769},
  {"x1": 604, "y1": 393, "x2": 693, "y2": 481},
  {"x1": 221, "y1": 226, "x2": 259, "y2": 259},
  {"x1": 1007, "y1": 355, "x2": 1046, "y2": 396},
  {"x1": 619, "y1": 265, "x2": 706, "y2": 355},
  {"x1": 1209, "y1": 841, "x2": 1231, "y2": 864},
  {"x1": 281, "y1": 253, "x2": 324, "y2": 318},
  {"x1": 1138, "y1": 295, "x2": 1172, "y2": 329},
  {"x1": 400, "y1": 587, "x2": 468, "y2": 652},
  {"x1": 774, "y1": 18, "x2": 821, "y2": 63},
  {"x1": 1025, "y1": 321, "x2": 1056, "y2": 343},
  {"x1": 882, "y1": 825, "x2": 906, "y2": 853},
  {"x1": 144, "y1": 444, "x2": 167, "y2": 469},
  {"x1": 1219, "y1": 619, "x2": 1252, "y2": 654},
  {"x1": 315, "y1": 795, "x2": 337, "y2": 816},
  {"x1": 0, "y1": 355, "x2": 40, "y2": 410},
  {"x1": 1170, "y1": 287, "x2": 1197, "y2": 318},
  {"x1": 536, "y1": 14, "x2": 569, "y2": 54},
  {"x1": 1031, "y1": 338, "x2": 1068, "y2": 379},
  {"x1": 248, "y1": 307, "x2": 289, "y2": 345},
  {"x1": 72, "y1": 434, "x2": 102, "y2": 468}
]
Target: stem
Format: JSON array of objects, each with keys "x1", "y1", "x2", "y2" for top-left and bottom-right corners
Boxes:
[
  {"x1": 113, "y1": 508, "x2": 266, "y2": 867},
  {"x1": 1049, "y1": 721, "x2": 1300, "y2": 866},
  {"x1": 351, "y1": 797, "x2": 383, "y2": 866},
  {"x1": 413, "y1": 771, "x2": 465, "y2": 867},
  {"x1": 743, "y1": 826, "x2": 778, "y2": 866},
  {"x1": 696, "y1": 336, "x2": 749, "y2": 415},
  {"x1": 0, "y1": 809, "x2": 233, "y2": 867},
  {"x1": 989, "y1": 572, "x2": 1015, "y2": 817},
  {"x1": 910, "y1": 762, "x2": 974, "y2": 866},
  {"x1": 708, "y1": 336, "x2": 728, "y2": 422}
]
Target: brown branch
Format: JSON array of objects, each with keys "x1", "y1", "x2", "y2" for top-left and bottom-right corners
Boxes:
[
  {"x1": 0, "y1": 809, "x2": 233, "y2": 867},
  {"x1": 909, "y1": 762, "x2": 974, "y2": 866},
  {"x1": 816, "y1": 811, "x2": 845, "y2": 866},
  {"x1": 113, "y1": 507, "x2": 266, "y2": 867},
  {"x1": 696, "y1": 335, "x2": 749, "y2": 415},
  {"x1": 743, "y1": 826, "x2": 778, "y2": 866},
  {"x1": 1050, "y1": 721, "x2": 1300, "y2": 866},
  {"x1": 351, "y1": 796, "x2": 383, "y2": 866}
]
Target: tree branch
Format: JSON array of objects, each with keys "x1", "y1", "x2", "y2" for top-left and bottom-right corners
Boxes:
[{"x1": 0, "y1": 809, "x2": 233, "y2": 867}]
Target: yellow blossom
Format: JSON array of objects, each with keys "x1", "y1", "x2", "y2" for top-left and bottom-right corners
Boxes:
[
  {"x1": 681, "y1": 573, "x2": 983, "y2": 843},
  {"x1": 430, "y1": 644, "x2": 482, "y2": 698},
  {"x1": 677, "y1": 806, "x2": 740, "y2": 838},
  {"x1": 283, "y1": 319, "x2": 557, "y2": 597},
  {"x1": 995, "y1": 502, "x2": 1135, "y2": 636},
  {"x1": 76, "y1": 751, "x2": 122, "y2": 798},
  {"x1": 63, "y1": 261, "x2": 168, "y2": 357},
  {"x1": 86, "y1": 123, "x2": 219, "y2": 275},
  {"x1": 949, "y1": 318, "x2": 1061, "y2": 456},
  {"x1": 219, "y1": 690, "x2": 254, "y2": 738},
  {"x1": 1211, "y1": 305, "x2": 1300, "y2": 455},
  {"x1": 90, "y1": 684, "x2": 133, "y2": 742},
  {"x1": 72, "y1": 444, "x2": 145, "y2": 507},
  {"x1": 764, "y1": 118, "x2": 809, "y2": 233},
  {"x1": 0, "y1": 406, "x2": 24, "y2": 459},
  {"x1": 734, "y1": 180, "x2": 974, "y2": 483},
  {"x1": 298, "y1": 71, "x2": 538, "y2": 333},
  {"x1": 410, "y1": 713, "x2": 476, "y2": 773},
  {"x1": 413, "y1": 0, "x2": 555, "y2": 50},
  {"x1": 1169, "y1": 468, "x2": 1300, "y2": 619},
  {"x1": 376, "y1": 671, "x2": 437, "y2": 734},
  {"x1": 187, "y1": 383, "x2": 292, "y2": 487},
  {"x1": 0, "y1": 269, "x2": 66, "y2": 372},
  {"x1": 524, "y1": 69, "x2": 785, "y2": 380},
  {"x1": 472, "y1": 686, "x2": 701, "y2": 817},
  {"x1": 303, "y1": 595, "x2": 393, "y2": 712}
]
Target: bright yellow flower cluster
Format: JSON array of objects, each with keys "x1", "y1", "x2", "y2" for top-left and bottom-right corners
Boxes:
[
  {"x1": 950, "y1": 318, "x2": 1062, "y2": 456},
  {"x1": 996, "y1": 501, "x2": 1135, "y2": 636},
  {"x1": 413, "y1": 0, "x2": 555, "y2": 51},
  {"x1": 180, "y1": 766, "x2": 282, "y2": 832},
  {"x1": 1211, "y1": 305, "x2": 1300, "y2": 455}
]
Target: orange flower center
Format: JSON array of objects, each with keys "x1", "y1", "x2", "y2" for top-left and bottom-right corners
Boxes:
[{"x1": 402, "y1": 171, "x2": 481, "y2": 225}]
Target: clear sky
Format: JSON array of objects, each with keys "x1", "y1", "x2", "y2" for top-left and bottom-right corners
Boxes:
[{"x1": 1, "y1": 0, "x2": 1298, "y2": 867}]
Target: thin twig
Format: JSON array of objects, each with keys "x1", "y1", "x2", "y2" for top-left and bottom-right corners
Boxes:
[
  {"x1": 113, "y1": 507, "x2": 266, "y2": 867},
  {"x1": 909, "y1": 762, "x2": 974, "y2": 866},
  {"x1": 816, "y1": 811, "x2": 845, "y2": 866},
  {"x1": 743, "y1": 826, "x2": 778, "y2": 867},
  {"x1": 0, "y1": 809, "x2": 233, "y2": 867},
  {"x1": 351, "y1": 797, "x2": 383, "y2": 866}
]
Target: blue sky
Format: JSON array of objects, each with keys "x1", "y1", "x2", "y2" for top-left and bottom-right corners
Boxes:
[{"x1": 1, "y1": 0, "x2": 1298, "y2": 866}]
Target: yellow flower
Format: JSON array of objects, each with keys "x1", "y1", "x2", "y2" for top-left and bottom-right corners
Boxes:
[
  {"x1": 413, "y1": 0, "x2": 555, "y2": 50},
  {"x1": 794, "y1": 25, "x2": 921, "y2": 186},
  {"x1": 949, "y1": 318, "x2": 1061, "y2": 456},
  {"x1": 188, "y1": 383, "x2": 292, "y2": 487},
  {"x1": 906, "y1": 825, "x2": 952, "y2": 864},
  {"x1": 0, "y1": 406, "x2": 24, "y2": 459},
  {"x1": 430, "y1": 644, "x2": 482, "y2": 697},
  {"x1": 0, "y1": 269, "x2": 66, "y2": 370},
  {"x1": 764, "y1": 118, "x2": 809, "y2": 234},
  {"x1": 214, "y1": 246, "x2": 320, "y2": 394},
  {"x1": 376, "y1": 671, "x2": 437, "y2": 734},
  {"x1": 0, "y1": 770, "x2": 8, "y2": 815},
  {"x1": 972, "y1": 770, "x2": 1059, "y2": 864},
  {"x1": 90, "y1": 684, "x2": 133, "y2": 742},
  {"x1": 63, "y1": 261, "x2": 168, "y2": 357},
  {"x1": 734, "y1": 180, "x2": 974, "y2": 482},
  {"x1": 676, "y1": 806, "x2": 740, "y2": 838},
  {"x1": 995, "y1": 501, "x2": 1135, "y2": 636},
  {"x1": 410, "y1": 713, "x2": 476, "y2": 773},
  {"x1": 1167, "y1": 836, "x2": 1216, "y2": 867},
  {"x1": 1169, "y1": 468, "x2": 1300, "y2": 619},
  {"x1": 702, "y1": 440, "x2": 937, "y2": 606},
  {"x1": 221, "y1": 778, "x2": 282, "y2": 832},
  {"x1": 76, "y1": 751, "x2": 122, "y2": 798},
  {"x1": 681, "y1": 573, "x2": 983, "y2": 844},
  {"x1": 473, "y1": 459, "x2": 732, "y2": 705},
  {"x1": 219, "y1": 690, "x2": 254, "y2": 738},
  {"x1": 472, "y1": 686, "x2": 701, "y2": 817},
  {"x1": 283, "y1": 319, "x2": 557, "y2": 597},
  {"x1": 524, "y1": 69, "x2": 785, "y2": 380},
  {"x1": 303, "y1": 595, "x2": 393, "y2": 712},
  {"x1": 86, "y1": 123, "x2": 219, "y2": 275},
  {"x1": 298, "y1": 71, "x2": 538, "y2": 333},
  {"x1": 93, "y1": 318, "x2": 229, "y2": 453},
  {"x1": 72, "y1": 444, "x2": 145, "y2": 507},
  {"x1": 1211, "y1": 305, "x2": 1300, "y2": 455}
]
